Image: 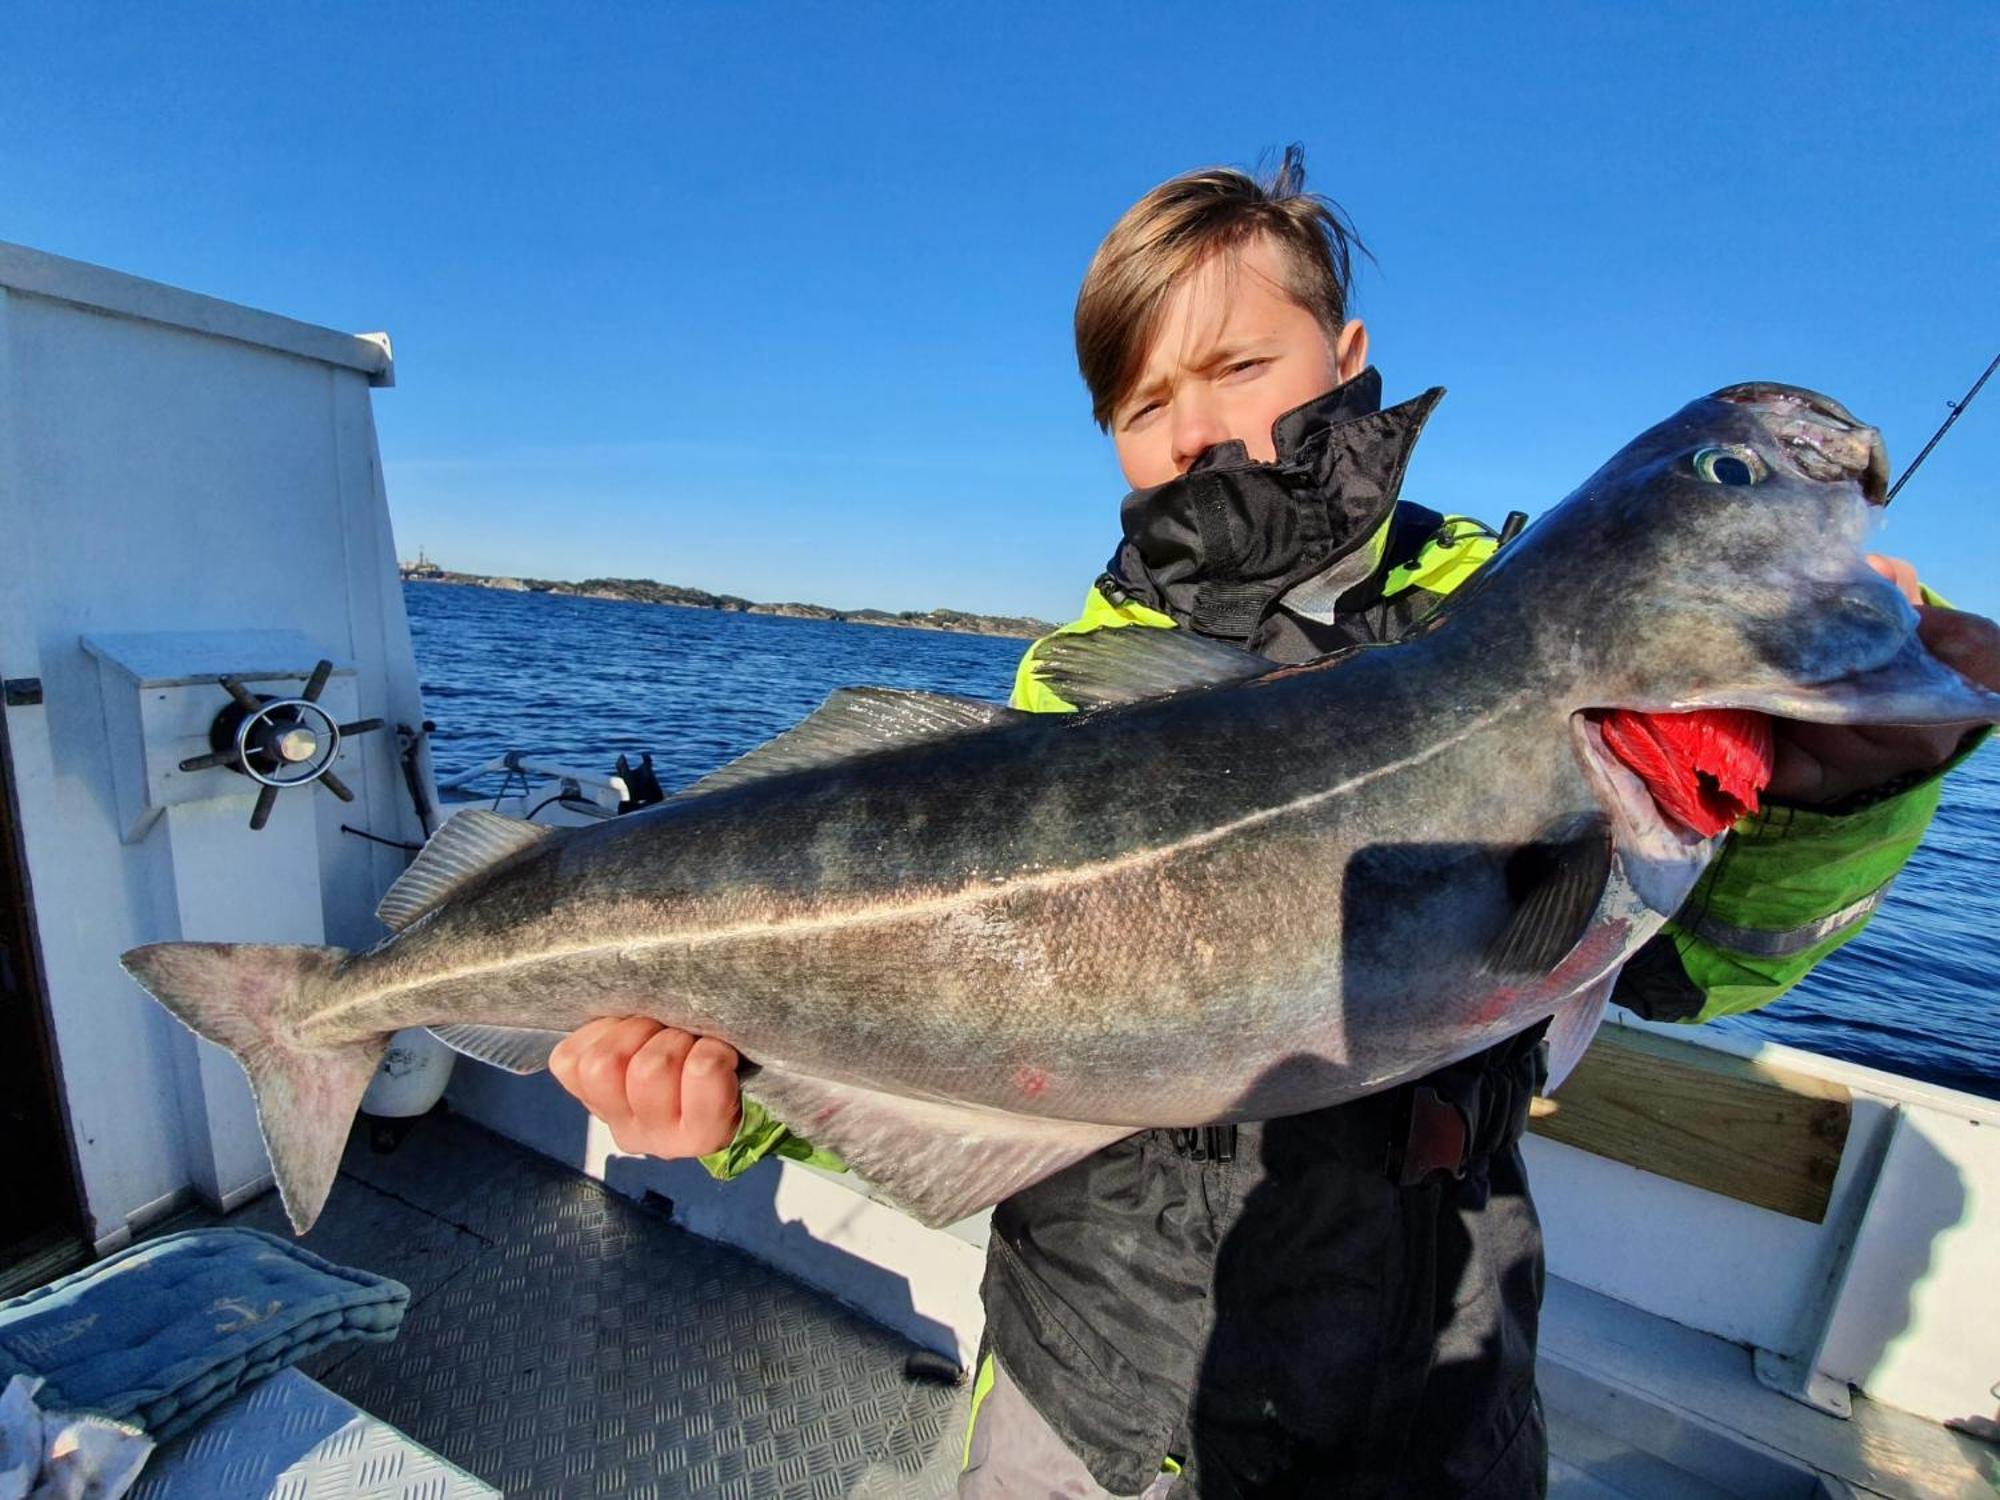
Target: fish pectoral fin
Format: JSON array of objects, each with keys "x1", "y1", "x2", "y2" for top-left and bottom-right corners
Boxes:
[
  {"x1": 1027, "y1": 627, "x2": 1275, "y2": 708},
  {"x1": 743, "y1": 1068, "x2": 1131, "y2": 1229},
  {"x1": 376, "y1": 809, "x2": 557, "y2": 933},
  {"x1": 1481, "y1": 820, "x2": 1615, "y2": 978},
  {"x1": 427, "y1": 1023, "x2": 569, "y2": 1074},
  {"x1": 680, "y1": 687, "x2": 1016, "y2": 799}
]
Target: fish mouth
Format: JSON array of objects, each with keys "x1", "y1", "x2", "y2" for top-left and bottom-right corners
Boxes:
[
  {"x1": 1574, "y1": 626, "x2": 2000, "y2": 874},
  {"x1": 1685, "y1": 632, "x2": 2000, "y2": 727},
  {"x1": 1710, "y1": 382, "x2": 1890, "y2": 505}
]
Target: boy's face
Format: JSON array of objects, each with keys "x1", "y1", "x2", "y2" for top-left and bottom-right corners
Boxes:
[{"x1": 1110, "y1": 235, "x2": 1369, "y2": 490}]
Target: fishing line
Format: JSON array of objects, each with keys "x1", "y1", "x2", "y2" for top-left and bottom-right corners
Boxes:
[
  {"x1": 340, "y1": 824, "x2": 426, "y2": 853},
  {"x1": 1886, "y1": 351, "x2": 1999, "y2": 504}
]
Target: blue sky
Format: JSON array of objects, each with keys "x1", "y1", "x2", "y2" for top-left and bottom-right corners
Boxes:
[{"x1": 4, "y1": 4, "x2": 1994, "y2": 622}]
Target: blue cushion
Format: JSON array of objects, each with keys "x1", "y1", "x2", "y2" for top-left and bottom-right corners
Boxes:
[{"x1": 0, "y1": 1228, "x2": 407, "y2": 1440}]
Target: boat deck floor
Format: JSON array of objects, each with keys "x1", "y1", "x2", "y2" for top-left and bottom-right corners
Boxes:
[
  {"x1": 141, "y1": 1108, "x2": 1991, "y2": 1499},
  {"x1": 146, "y1": 1108, "x2": 966, "y2": 1498}
]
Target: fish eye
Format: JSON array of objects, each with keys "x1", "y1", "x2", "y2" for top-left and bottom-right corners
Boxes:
[{"x1": 1692, "y1": 445, "x2": 1765, "y2": 485}]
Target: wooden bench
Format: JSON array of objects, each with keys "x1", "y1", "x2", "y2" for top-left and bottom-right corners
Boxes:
[{"x1": 1529, "y1": 1025, "x2": 1852, "y2": 1222}]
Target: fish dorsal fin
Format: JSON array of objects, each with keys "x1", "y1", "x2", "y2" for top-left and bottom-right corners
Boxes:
[
  {"x1": 1028, "y1": 627, "x2": 1275, "y2": 709},
  {"x1": 376, "y1": 809, "x2": 557, "y2": 933},
  {"x1": 743, "y1": 1067, "x2": 1131, "y2": 1228},
  {"x1": 681, "y1": 687, "x2": 1013, "y2": 799}
]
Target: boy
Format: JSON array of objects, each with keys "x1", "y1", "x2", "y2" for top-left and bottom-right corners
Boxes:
[{"x1": 553, "y1": 151, "x2": 1993, "y2": 1495}]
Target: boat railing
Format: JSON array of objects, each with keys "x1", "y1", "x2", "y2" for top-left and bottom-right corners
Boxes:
[{"x1": 435, "y1": 753, "x2": 628, "y2": 820}]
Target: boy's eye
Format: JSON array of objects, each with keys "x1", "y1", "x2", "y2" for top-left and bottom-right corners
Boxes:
[
  {"x1": 1121, "y1": 400, "x2": 1163, "y2": 428},
  {"x1": 1222, "y1": 358, "x2": 1269, "y2": 379}
]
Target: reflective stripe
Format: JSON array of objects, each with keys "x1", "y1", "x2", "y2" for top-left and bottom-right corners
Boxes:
[
  {"x1": 1689, "y1": 884, "x2": 1890, "y2": 958},
  {"x1": 1381, "y1": 515, "x2": 1499, "y2": 598},
  {"x1": 961, "y1": 1351, "x2": 997, "y2": 1470}
]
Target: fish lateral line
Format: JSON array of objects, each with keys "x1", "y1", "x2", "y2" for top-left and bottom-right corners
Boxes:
[{"x1": 309, "y1": 712, "x2": 1503, "y2": 1033}]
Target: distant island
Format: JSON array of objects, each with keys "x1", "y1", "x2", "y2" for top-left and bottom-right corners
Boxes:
[{"x1": 397, "y1": 553, "x2": 1054, "y2": 640}]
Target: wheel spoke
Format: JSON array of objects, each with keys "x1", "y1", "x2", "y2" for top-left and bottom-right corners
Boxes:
[
  {"x1": 302, "y1": 659, "x2": 333, "y2": 703},
  {"x1": 319, "y1": 771, "x2": 355, "y2": 803},
  {"x1": 220, "y1": 676, "x2": 263, "y2": 715},
  {"x1": 249, "y1": 784, "x2": 281, "y2": 831}
]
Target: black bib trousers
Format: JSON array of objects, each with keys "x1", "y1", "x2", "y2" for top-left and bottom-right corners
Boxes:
[{"x1": 975, "y1": 1029, "x2": 1550, "y2": 1498}]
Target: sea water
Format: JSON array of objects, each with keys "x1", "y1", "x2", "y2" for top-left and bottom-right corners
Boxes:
[{"x1": 406, "y1": 581, "x2": 1999, "y2": 1100}]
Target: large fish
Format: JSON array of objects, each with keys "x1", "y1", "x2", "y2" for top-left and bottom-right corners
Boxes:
[{"x1": 124, "y1": 383, "x2": 2000, "y2": 1234}]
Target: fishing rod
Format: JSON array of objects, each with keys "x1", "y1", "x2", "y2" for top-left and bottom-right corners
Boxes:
[{"x1": 1885, "y1": 351, "x2": 2000, "y2": 504}]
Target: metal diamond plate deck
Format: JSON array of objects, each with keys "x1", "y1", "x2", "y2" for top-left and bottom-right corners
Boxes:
[
  {"x1": 133, "y1": 1368, "x2": 500, "y2": 1500},
  {"x1": 149, "y1": 1111, "x2": 967, "y2": 1498}
]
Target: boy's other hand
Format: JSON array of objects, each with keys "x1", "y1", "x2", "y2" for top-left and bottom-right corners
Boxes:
[
  {"x1": 548, "y1": 1017, "x2": 742, "y2": 1159},
  {"x1": 1766, "y1": 554, "x2": 1997, "y2": 806}
]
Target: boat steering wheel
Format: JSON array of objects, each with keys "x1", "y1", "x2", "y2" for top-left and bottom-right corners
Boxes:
[{"x1": 176, "y1": 659, "x2": 384, "y2": 830}]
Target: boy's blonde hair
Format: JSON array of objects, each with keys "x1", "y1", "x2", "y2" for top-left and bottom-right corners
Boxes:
[{"x1": 1075, "y1": 144, "x2": 1368, "y2": 430}]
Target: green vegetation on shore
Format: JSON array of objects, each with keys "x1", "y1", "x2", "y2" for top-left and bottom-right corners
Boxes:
[{"x1": 404, "y1": 568, "x2": 1054, "y2": 640}]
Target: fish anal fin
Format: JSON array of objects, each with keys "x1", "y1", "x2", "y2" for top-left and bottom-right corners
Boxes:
[
  {"x1": 744, "y1": 1069, "x2": 1130, "y2": 1228},
  {"x1": 428, "y1": 1023, "x2": 568, "y2": 1075},
  {"x1": 1482, "y1": 819, "x2": 1615, "y2": 978},
  {"x1": 1028, "y1": 628, "x2": 1275, "y2": 709},
  {"x1": 377, "y1": 809, "x2": 557, "y2": 933},
  {"x1": 681, "y1": 687, "x2": 1013, "y2": 799}
]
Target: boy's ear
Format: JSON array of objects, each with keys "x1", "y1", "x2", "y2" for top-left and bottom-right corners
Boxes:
[{"x1": 1335, "y1": 319, "x2": 1370, "y2": 384}]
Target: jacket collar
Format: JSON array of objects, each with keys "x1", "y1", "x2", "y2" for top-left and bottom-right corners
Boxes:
[
  {"x1": 1271, "y1": 366, "x2": 1394, "y2": 459},
  {"x1": 1103, "y1": 368, "x2": 1444, "y2": 647}
]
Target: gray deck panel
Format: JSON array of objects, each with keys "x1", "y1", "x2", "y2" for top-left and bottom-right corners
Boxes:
[
  {"x1": 1540, "y1": 1276, "x2": 1997, "y2": 1500},
  {"x1": 134, "y1": 1369, "x2": 501, "y2": 1500},
  {"x1": 1545, "y1": 1403, "x2": 1744, "y2": 1499},
  {"x1": 149, "y1": 1110, "x2": 960, "y2": 1498}
]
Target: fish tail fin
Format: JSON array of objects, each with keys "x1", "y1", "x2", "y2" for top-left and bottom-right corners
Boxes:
[{"x1": 120, "y1": 942, "x2": 376, "y2": 1235}]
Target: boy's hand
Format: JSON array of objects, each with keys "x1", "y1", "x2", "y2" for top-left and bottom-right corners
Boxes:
[
  {"x1": 548, "y1": 1017, "x2": 742, "y2": 1159},
  {"x1": 1766, "y1": 554, "x2": 1998, "y2": 806}
]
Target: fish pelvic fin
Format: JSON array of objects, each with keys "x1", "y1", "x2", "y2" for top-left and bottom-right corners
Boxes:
[
  {"x1": 744, "y1": 1068, "x2": 1132, "y2": 1228},
  {"x1": 120, "y1": 942, "x2": 376, "y2": 1235},
  {"x1": 1543, "y1": 974, "x2": 1615, "y2": 1093}
]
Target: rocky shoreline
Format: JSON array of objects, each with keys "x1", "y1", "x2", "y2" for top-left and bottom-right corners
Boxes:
[{"x1": 404, "y1": 569, "x2": 1054, "y2": 639}]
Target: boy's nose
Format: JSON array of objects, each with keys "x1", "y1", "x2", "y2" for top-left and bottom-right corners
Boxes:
[{"x1": 1170, "y1": 396, "x2": 1234, "y2": 473}]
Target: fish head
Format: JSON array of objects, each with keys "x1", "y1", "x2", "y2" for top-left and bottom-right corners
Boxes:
[
  {"x1": 1482, "y1": 380, "x2": 1997, "y2": 728},
  {"x1": 1453, "y1": 381, "x2": 2000, "y2": 902}
]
